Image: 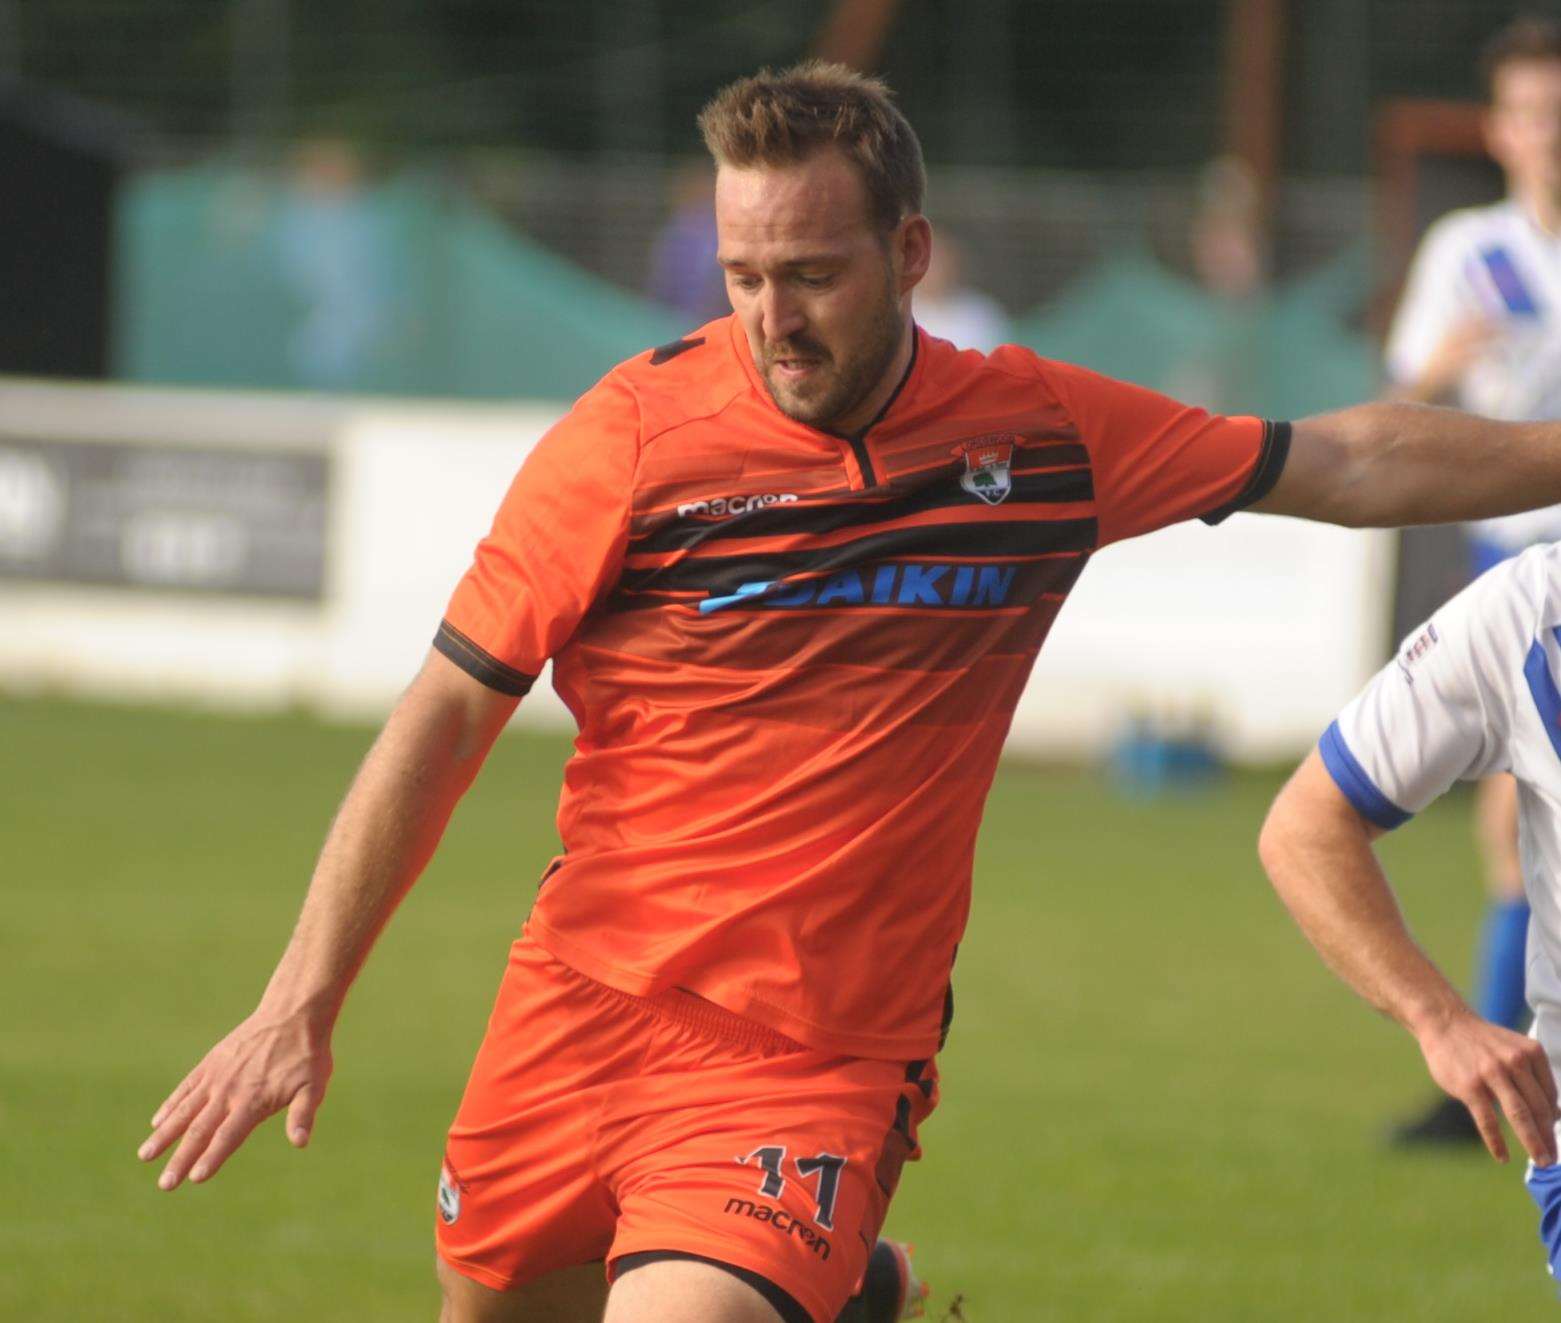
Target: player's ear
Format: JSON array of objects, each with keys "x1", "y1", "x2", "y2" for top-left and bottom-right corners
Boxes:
[{"x1": 898, "y1": 215, "x2": 933, "y2": 295}]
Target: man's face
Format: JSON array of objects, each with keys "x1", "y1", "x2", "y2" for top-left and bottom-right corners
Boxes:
[
  {"x1": 1488, "y1": 59, "x2": 1561, "y2": 201},
  {"x1": 715, "y1": 149, "x2": 925, "y2": 432}
]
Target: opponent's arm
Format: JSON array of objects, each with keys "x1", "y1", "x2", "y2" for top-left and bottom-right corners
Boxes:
[
  {"x1": 1258, "y1": 751, "x2": 1557, "y2": 1165},
  {"x1": 138, "y1": 647, "x2": 518, "y2": 1190},
  {"x1": 1383, "y1": 318, "x2": 1496, "y2": 405},
  {"x1": 1253, "y1": 403, "x2": 1561, "y2": 527}
]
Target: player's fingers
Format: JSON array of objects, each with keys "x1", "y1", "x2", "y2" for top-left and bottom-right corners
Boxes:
[
  {"x1": 187, "y1": 1103, "x2": 266, "y2": 1184},
  {"x1": 1501, "y1": 1065, "x2": 1558, "y2": 1167},
  {"x1": 1488, "y1": 1072, "x2": 1548, "y2": 1166},
  {"x1": 1517, "y1": 1045, "x2": 1561, "y2": 1136},
  {"x1": 286, "y1": 1084, "x2": 323, "y2": 1148},
  {"x1": 150, "y1": 1068, "x2": 203, "y2": 1129},
  {"x1": 157, "y1": 1098, "x2": 226, "y2": 1191},
  {"x1": 1466, "y1": 1088, "x2": 1509, "y2": 1164},
  {"x1": 138, "y1": 1082, "x2": 209, "y2": 1163},
  {"x1": 1532, "y1": 1043, "x2": 1559, "y2": 1113}
]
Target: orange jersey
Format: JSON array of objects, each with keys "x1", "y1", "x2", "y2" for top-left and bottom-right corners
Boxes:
[{"x1": 437, "y1": 316, "x2": 1286, "y2": 1059}]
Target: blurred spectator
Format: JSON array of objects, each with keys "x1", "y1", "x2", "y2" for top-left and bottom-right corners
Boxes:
[
  {"x1": 1189, "y1": 155, "x2": 1268, "y2": 301},
  {"x1": 277, "y1": 139, "x2": 389, "y2": 390},
  {"x1": 645, "y1": 161, "x2": 727, "y2": 325},
  {"x1": 914, "y1": 231, "x2": 1011, "y2": 351},
  {"x1": 1162, "y1": 156, "x2": 1269, "y2": 412}
]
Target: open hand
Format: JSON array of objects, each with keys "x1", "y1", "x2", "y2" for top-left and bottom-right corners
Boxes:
[
  {"x1": 138, "y1": 1008, "x2": 333, "y2": 1190},
  {"x1": 1416, "y1": 1008, "x2": 1558, "y2": 1166},
  {"x1": 1414, "y1": 317, "x2": 1499, "y2": 402}
]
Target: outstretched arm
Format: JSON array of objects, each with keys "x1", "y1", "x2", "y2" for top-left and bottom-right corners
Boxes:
[
  {"x1": 1258, "y1": 750, "x2": 1558, "y2": 1166},
  {"x1": 1255, "y1": 402, "x2": 1561, "y2": 528},
  {"x1": 138, "y1": 647, "x2": 519, "y2": 1190}
]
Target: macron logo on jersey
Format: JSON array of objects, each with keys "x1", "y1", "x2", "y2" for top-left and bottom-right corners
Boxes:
[
  {"x1": 677, "y1": 493, "x2": 798, "y2": 519},
  {"x1": 698, "y1": 563, "x2": 1019, "y2": 613}
]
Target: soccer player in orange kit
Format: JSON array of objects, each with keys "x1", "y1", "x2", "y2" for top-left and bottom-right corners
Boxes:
[{"x1": 141, "y1": 62, "x2": 1561, "y2": 1323}]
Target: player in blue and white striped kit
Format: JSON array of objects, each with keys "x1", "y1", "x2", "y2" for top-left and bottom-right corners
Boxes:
[
  {"x1": 1260, "y1": 543, "x2": 1561, "y2": 1285},
  {"x1": 1380, "y1": 15, "x2": 1561, "y2": 1143}
]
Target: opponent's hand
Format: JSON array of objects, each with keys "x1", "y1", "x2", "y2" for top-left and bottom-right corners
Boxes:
[
  {"x1": 1415, "y1": 1008, "x2": 1558, "y2": 1165},
  {"x1": 1403, "y1": 317, "x2": 1498, "y2": 403},
  {"x1": 137, "y1": 1007, "x2": 333, "y2": 1191}
]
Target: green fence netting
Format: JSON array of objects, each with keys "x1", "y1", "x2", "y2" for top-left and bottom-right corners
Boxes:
[
  {"x1": 115, "y1": 166, "x2": 1375, "y2": 414},
  {"x1": 114, "y1": 166, "x2": 684, "y2": 401},
  {"x1": 1013, "y1": 243, "x2": 1376, "y2": 419}
]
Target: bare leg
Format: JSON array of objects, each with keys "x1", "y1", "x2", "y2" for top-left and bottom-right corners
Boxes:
[
  {"x1": 603, "y1": 1258, "x2": 786, "y2": 1323},
  {"x1": 437, "y1": 1256, "x2": 608, "y2": 1323}
]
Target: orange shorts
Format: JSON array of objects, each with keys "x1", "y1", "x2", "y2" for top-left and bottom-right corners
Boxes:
[{"x1": 435, "y1": 937, "x2": 937, "y2": 1323}]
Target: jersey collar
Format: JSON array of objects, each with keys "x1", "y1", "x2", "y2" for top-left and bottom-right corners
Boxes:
[{"x1": 726, "y1": 313, "x2": 927, "y2": 444}]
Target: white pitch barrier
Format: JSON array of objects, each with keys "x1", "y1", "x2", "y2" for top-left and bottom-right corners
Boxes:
[{"x1": 0, "y1": 376, "x2": 1393, "y2": 761}]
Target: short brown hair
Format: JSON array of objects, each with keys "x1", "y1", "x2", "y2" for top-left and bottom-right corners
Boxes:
[
  {"x1": 697, "y1": 61, "x2": 926, "y2": 232},
  {"x1": 1480, "y1": 14, "x2": 1561, "y2": 97}
]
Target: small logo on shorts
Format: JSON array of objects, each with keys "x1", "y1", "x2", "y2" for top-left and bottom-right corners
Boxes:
[
  {"x1": 722, "y1": 1198, "x2": 832, "y2": 1260},
  {"x1": 438, "y1": 1163, "x2": 461, "y2": 1225}
]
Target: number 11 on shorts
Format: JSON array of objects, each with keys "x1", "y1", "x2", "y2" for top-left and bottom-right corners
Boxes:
[{"x1": 738, "y1": 1145, "x2": 846, "y2": 1229}]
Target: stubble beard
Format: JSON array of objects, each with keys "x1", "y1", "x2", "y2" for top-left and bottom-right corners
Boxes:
[{"x1": 761, "y1": 274, "x2": 905, "y2": 433}]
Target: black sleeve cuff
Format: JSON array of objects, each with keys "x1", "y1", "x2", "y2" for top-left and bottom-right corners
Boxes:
[
  {"x1": 432, "y1": 620, "x2": 536, "y2": 697},
  {"x1": 1201, "y1": 419, "x2": 1292, "y2": 526}
]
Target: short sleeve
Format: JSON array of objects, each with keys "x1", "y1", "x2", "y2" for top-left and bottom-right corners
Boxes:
[
  {"x1": 1044, "y1": 359, "x2": 1286, "y2": 547},
  {"x1": 1321, "y1": 564, "x2": 1526, "y2": 828},
  {"x1": 1384, "y1": 214, "x2": 1480, "y2": 388},
  {"x1": 435, "y1": 374, "x2": 640, "y2": 695}
]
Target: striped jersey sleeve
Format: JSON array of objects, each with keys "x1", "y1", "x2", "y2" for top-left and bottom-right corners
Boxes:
[
  {"x1": 436, "y1": 373, "x2": 640, "y2": 694},
  {"x1": 1321, "y1": 558, "x2": 1530, "y2": 829}
]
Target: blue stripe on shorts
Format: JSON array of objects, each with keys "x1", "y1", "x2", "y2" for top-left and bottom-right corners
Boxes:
[{"x1": 1526, "y1": 1160, "x2": 1561, "y2": 1290}]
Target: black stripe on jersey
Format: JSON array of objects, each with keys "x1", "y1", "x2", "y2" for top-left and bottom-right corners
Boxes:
[
  {"x1": 619, "y1": 518, "x2": 1096, "y2": 597},
  {"x1": 634, "y1": 466, "x2": 1094, "y2": 555},
  {"x1": 1015, "y1": 442, "x2": 1089, "y2": 469},
  {"x1": 433, "y1": 620, "x2": 536, "y2": 696},
  {"x1": 1201, "y1": 420, "x2": 1291, "y2": 525},
  {"x1": 649, "y1": 336, "x2": 705, "y2": 366}
]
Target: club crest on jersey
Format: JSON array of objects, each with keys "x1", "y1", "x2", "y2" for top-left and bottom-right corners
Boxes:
[{"x1": 955, "y1": 437, "x2": 1014, "y2": 506}]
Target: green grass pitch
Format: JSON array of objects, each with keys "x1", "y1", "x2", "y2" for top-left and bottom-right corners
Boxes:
[{"x1": 1, "y1": 694, "x2": 1552, "y2": 1320}]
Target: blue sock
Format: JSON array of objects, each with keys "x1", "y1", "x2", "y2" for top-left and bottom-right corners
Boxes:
[{"x1": 1474, "y1": 897, "x2": 1531, "y2": 1030}]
